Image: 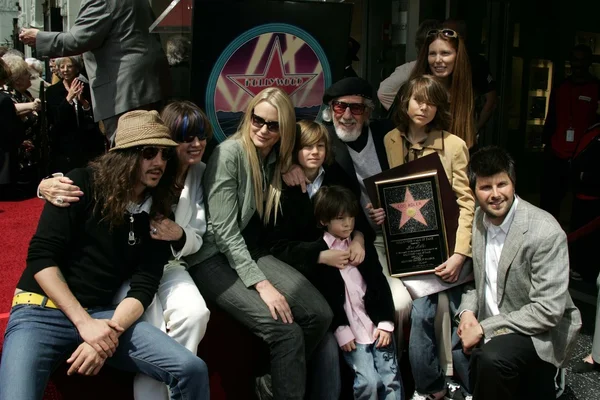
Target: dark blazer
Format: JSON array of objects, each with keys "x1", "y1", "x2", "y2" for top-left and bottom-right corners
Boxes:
[
  {"x1": 45, "y1": 82, "x2": 105, "y2": 172},
  {"x1": 327, "y1": 118, "x2": 395, "y2": 184},
  {"x1": 268, "y1": 162, "x2": 394, "y2": 331},
  {"x1": 0, "y1": 92, "x2": 24, "y2": 183},
  {"x1": 36, "y1": 0, "x2": 169, "y2": 121}
]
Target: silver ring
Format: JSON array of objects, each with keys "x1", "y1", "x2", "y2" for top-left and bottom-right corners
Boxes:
[
  {"x1": 151, "y1": 228, "x2": 157, "y2": 234},
  {"x1": 56, "y1": 196, "x2": 64, "y2": 204}
]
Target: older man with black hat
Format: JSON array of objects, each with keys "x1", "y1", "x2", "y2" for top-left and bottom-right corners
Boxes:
[
  {"x1": 285, "y1": 77, "x2": 413, "y2": 352},
  {"x1": 0, "y1": 111, "x2": 210, "y2": 399}
]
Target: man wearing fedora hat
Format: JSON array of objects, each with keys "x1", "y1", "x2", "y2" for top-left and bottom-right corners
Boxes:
[
  {"x1": 0, "y1": 111, "x2": 209, "y2": 399},
  {"x1": 284, "y1": 77, "x2": 413, "y2": 353}
]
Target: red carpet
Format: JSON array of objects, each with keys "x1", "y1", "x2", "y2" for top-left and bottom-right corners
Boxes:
[{"x1": 0, "y1": 198, "x2": 45, "y2": 344}]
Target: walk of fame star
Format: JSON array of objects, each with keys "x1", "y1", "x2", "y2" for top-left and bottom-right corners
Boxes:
[
  {"x1": 226, "y1": 37, "x2": 318, "y2": 98},
  {"x1": 390, "y1": 187, "x2": 431, "y2": 229}
]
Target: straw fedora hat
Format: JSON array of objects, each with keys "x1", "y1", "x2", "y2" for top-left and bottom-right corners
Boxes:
[{"x1": 110, "y1": 110, "x2": 178, "y2": 151}]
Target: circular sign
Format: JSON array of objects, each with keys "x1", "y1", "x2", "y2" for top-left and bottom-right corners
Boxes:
[{"x1": 205, "y1": 23, "x2": 332, "y2": 142}]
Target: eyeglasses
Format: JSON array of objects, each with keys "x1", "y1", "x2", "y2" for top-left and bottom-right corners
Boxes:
[
  {"x1": 140, "y1": 146, "x2": 175, "y2": 161},
  {"x1": 178, "y1": 114, "x2": 207, "y2": 143},
  {"x1": 427, "y1": 29, "x2": 459, "y2": 39},
  {"x1": 331, "y1": 100, "x2": 367, "y2": 116},
  {"x1": 251, "y1": 113, "x2": 280, "y2": 133}
]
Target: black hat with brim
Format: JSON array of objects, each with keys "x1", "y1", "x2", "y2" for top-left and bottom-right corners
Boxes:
[{"x1": 322, "y1": 77, "x2": 373, "y2": 104}]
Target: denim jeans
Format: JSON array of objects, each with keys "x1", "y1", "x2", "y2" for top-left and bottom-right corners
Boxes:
[
  {"x1": 306, "y1": 332, "x2": 341, "y2": 400},
  {"x1": 189, "y1": 254, "x2": 334, "y2": 400},
  {"x1": 342, "y1": 339, "x2": 403, "y2": 400},
  {"x1": 0, "y1": 304, "x2": 209, "y2": 400},
  {"x1": 408, "y1": 285, "x2": 465, "y2": 394}
]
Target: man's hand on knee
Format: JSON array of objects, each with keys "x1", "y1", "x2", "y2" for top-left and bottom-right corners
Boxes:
[
  {"x1": 76, "y1": 317, "x2": 124, "y2": 358},
  {"x1": 458, "y1": 311, "x2": 483, "y2": 354},
  {"x1": 67, "y1": 342, "x2": 107, "y2": 376}
]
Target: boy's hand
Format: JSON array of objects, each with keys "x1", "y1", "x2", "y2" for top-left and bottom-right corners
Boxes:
[
  {"x1": 365, "y1": 203, "x2": 386, "y2": 225},
  {"x1": 341, "y1": 339, "x2": 356, "y2": 352},
  {"x1": 374, "y1": 329, "x2": 392, "y2": 348},
  {"x1": 434, "y1": 253, "x2": 466, "y2": 283},
  {"x1": 318, "y1": 249, "x2": 350, "y2": 269},
  {"x1": 348, "y1": 240, "x2": 365, "y2": 266}
]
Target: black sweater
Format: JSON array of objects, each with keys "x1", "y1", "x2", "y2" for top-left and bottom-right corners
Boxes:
[
  {"x1": 19, "y1": 167, "x2": 170, "y2": 309},
  {"x1": 268, "y1": 162, "x2": 395, "y2": 331}
]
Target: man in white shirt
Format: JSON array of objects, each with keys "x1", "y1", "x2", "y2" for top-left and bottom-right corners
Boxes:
[{"x1": 456, "y1": 146, "x2": 581, "y2": 399}]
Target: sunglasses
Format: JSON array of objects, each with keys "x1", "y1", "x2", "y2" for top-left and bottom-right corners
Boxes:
[
  {"x1": 331, "y1": 100, "x2": 367, "y2": 116},
  {"x1": 140, "y1": 146, "x2": 175, "y2": 161},
  {"x1": 427, "y1": 29, "x2": 459, "y2": 39},
  {"x1": 251, "y1": 113, "x2": 280, "y2": 133},
  {"x1": 178, "y1": 114, "x2": 208, "y2": 143}
]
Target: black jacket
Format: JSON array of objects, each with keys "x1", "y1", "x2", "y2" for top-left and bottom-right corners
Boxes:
[
  {"x1": 326, "y1": 118, "x2": 394, "y2": 183},
  {"x1": 19, "y1": 167, "x2": 170, "y2": 309},
  {"x1": 268, "y1": 162, "x2": 394, "y2": 331},
  {"x1": 45, "y1": 81, "x2": 105, "y2": 171}
]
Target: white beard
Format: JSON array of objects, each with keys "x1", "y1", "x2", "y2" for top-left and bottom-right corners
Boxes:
[{"x1": 334, "y1": 121, "x2": 363, "y2": 142}]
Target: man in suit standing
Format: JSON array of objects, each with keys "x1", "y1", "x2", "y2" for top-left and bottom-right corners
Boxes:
[
  {"x1": 457, "y1": 146, "x2": 582, "y2": 399},
  {"x1": 19, "y1": 0, "x2": 169, "y2": 142}
]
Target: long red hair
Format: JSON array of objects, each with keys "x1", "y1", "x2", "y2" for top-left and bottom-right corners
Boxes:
[{"x1": 409, "y1": 30, "x2": 475, "y2": 148}]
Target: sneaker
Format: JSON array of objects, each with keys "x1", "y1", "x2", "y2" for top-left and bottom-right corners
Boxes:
[
  {"x1": 254, "y1": 374, "x2": 273, "y2": 400},
  {"x1": 410, "y1": 390, "x2": 448, "y2": 400}
]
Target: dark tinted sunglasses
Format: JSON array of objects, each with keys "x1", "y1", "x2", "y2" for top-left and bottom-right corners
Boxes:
[
  {"x1": 251, "y1": 113, "x2": 280, "y2": 133},
  {"x1": 178, "y1": 114, "x2": 208, "y2": 143},
  {"x1": 331, "y1": 100, "x2": 367, "y2": 115},
  {"x1": 427, "y1": 29, "x2": 459, "y2": 39},
  {"x1": 140, "y1": 146, "x2": 175, "y2": 161}
]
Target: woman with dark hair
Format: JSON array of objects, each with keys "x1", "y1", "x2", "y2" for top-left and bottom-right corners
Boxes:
[
  {"x1": 187, "y1": 88, "x2": 335, "y2": 400},
  {"x1": 46, "y1": 56, "x2": 105, "y2": 173},
  {"x1": 380, "y1": 75, "x2": 475, "y2": 400},
  {"x1": 408, "y1": 28, "x2": 475, "y2": 149}
]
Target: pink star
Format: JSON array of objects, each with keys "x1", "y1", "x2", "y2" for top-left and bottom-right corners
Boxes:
[
  {"x1": 227, "y1": 37, "x2": 317, "y2": 98},
  {"x1": 390, "y1": 187, "x2": 430, "y2": 229}
]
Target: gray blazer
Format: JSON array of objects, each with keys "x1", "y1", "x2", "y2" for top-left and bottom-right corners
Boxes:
[
  {"x1": 186, "y1": 138, "x2": 278, "y2": 288},
  {"x1": 35, "y1": 0, "x2": 168, "y2": 121},
  {"x1": 458, "y1": 199, "x2": 582, "y2": 367}
]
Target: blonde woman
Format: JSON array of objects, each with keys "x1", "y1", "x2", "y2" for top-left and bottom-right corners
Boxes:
[{"x1": 187, "y1": 88, "x2": 335, "y2": 400}]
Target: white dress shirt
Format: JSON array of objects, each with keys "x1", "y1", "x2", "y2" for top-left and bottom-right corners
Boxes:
[
  {"x1": 482, "y1": 196, "x2": 519, "y2": 318},
  {"x1": 306, "y1": 166, "x2": 325, "y2": 199}
]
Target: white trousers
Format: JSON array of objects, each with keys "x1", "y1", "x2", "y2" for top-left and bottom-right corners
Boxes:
[{"x1": 114, "y1": 262, "x2": 210, "y2": 400}]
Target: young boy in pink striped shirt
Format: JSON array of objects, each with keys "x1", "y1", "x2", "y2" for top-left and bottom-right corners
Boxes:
[{"x1": 313, "y1": 185, "x2": 403, "y2": 400}]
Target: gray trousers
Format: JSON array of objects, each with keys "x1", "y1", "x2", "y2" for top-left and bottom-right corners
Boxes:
[
  {"x1": 594, "y1": 273, "x2": 600, "y2": 363},
  {"x1": 189, "y1": 254, "x2": 334, "y2": 400}
]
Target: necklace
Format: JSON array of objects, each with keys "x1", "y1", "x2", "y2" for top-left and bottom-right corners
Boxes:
[{"x1": 128, "y1": 214, "x2": 139, "y2": 246}]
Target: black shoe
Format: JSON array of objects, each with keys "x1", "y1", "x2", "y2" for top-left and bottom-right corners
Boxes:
[{"x1": 572, "y1": 360, "x2": 600, "y2": 373}]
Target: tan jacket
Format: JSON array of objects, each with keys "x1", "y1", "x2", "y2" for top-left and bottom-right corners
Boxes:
[{"x1": 383, "y1": 128, "x2": 474, "y2": 257}]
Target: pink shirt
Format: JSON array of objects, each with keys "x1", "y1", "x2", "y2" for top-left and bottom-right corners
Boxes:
[{"x1": 323, "y1": 232, "x2": 394, "y2": 347}]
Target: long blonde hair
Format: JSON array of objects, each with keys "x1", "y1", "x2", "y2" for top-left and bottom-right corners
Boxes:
[{"x1": 231, "y1": 87, "x2": 296, "y2": 224}]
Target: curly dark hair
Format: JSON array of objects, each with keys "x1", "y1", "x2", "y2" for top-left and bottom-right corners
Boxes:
[
  {"x1": 394, "y1": 75, "x2": 452, "y2": 133},
  {"x1": 89, "y1": 148, "x2": 181, "y2": 228}
]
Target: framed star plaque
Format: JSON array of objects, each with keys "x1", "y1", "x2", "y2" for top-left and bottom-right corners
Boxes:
[
  {"x1": 364, "y1": 153, "x2": 459, "y2": 278},
  {"x1": 375, "y1": 171, "x2": 449, "y2": 277}
]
